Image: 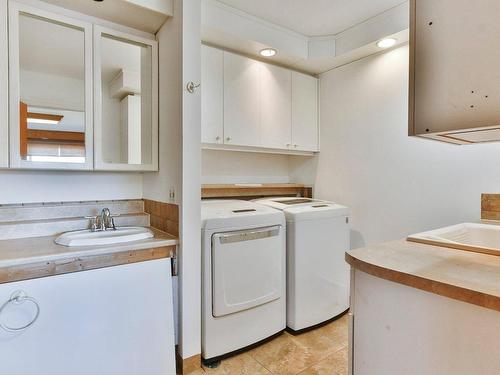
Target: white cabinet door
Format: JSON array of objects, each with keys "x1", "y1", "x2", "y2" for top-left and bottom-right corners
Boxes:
[
  {"x1": 224, "y1": 52, "x2": 261, "y2": 147},
  {"x1": 292, "y1": 72, "x2": 319, "y2": 152},
  {"x1": 0, "y1": 259, "x2": 176, "y2": 375},
  {"x1": 0, "y1": 0, "x2": 7, "y2": 168},
  {"x1": 260, "y1": 63, "x2": 292, "y2": 150},
  {"x1": 201, "y1": 45, "x2": 223, "y2": 144}
]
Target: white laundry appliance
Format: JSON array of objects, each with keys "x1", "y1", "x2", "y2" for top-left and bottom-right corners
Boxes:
[
  {"x1": 201, "y1": 200, "x2": 286, "y2": 363},
  {"x1": 253, "y1": 197, "x2": 350, "y2": 333}
]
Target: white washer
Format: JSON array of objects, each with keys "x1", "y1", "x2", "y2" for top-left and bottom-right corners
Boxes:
[
  {"x1": 253, "y1": 197, "x2": 350, "y2": 332},
  {"x1": 201, "y1": 200, "x2": 286, "y2": 361}
]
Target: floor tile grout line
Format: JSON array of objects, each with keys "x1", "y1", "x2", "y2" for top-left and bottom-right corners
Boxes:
[{"x1": 295, "y1": 345, "x2": 349, "y2": 375}]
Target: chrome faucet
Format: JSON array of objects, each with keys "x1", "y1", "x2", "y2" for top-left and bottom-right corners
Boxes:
[
  {"x1": 85, "y1": 208, "x2": 119, "y2": 232},
  {"x1": 100, "y1": 208, "x2": 117, "y2": 231}
]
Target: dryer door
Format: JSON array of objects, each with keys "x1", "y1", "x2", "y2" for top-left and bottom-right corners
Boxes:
[{"x1": 211, "y1": 225, "x2": 283, "y2": 317}]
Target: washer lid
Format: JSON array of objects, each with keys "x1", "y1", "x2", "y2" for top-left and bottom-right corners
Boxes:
[
  {"x1": 201, "y1": 199, "x2": 284, "y2": 230},
  {"x1": 253, "y1": 197, "x2": 349, "y2": 221},
  {"x1": 253, "y1": 197, "x2": 320, "y2": 210},
  {"x1": 283, "y1": 203, "x2": 349, "y2": 221}
]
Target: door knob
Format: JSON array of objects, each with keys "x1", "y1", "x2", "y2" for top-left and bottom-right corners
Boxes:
[
  {"x1": 186, "y1": 81, "x2": 201, "y2": 93},
  {"x1": 226, "y1": 137, "x2": 231, "y2": 142}
]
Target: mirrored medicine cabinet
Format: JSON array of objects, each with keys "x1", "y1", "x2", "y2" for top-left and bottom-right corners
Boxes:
[{"x1": 4, "y1": 1, "x2": 158, "y2": 171}]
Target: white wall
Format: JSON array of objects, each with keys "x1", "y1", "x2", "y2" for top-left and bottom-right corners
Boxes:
[
  {"x1": 0, "y1": 170, "x2": 143, "y2": 204},
  {"x1": 290, "y1": 45, "x2": 500, "y2": 249},
  {"x1": 142, "y1": 0, "x2": 202, "y2": 361},
  {"x1": 142, "y1": 18, "x2": 181, "y2": 203},
  {"x1": 202, "y1": 149, "x2": 291, "y2": 184},
  {"x1": 179, "y1": 0, "x2": 202, "y2": 360}
]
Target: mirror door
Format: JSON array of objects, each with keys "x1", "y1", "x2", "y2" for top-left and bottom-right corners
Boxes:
[
  {"x1": 93, "y1": 26, "x2": 158, "y2": 171},
  {"x1": 8, "y1": 2, "x2": 93, "y2": 169}
]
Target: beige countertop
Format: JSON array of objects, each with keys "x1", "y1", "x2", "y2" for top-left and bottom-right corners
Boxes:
[
  {"x1": 346, "y1": 239, "x2": 500, "y2": 312},
  {"x1": 0, "y1": 228, "x2": 178, "y2": 284}
]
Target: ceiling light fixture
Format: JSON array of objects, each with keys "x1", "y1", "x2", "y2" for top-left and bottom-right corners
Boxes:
[
  {"x1": 376, "y1": 38, "x2": 397, "y2": 49},
  {"x1": 260, "y1": 48, "x2": 277, "y2": 57}
]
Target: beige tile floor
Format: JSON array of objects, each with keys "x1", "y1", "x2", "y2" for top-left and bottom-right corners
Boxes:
[{"x1": 188, "y1": 313, "x2": 348, "y2": 375}]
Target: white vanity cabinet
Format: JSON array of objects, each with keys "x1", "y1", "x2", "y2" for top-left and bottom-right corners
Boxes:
[
  {"x1": 201, "y1": 45, "x2": 224, "y2": 144},
  {"x1": 0, "y1": 0, "x2": 8, "y2": 168},
  {"x1": 201, "y1": 45, "x2": 319, "y2": 154},
  {"x1": 0, "y1": 259, "x2": 176, "y2": 375}
]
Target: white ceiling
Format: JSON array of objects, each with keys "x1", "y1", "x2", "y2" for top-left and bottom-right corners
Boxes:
[{"x1": 217, "y1": 0, "x2": 407, "y2": 36}]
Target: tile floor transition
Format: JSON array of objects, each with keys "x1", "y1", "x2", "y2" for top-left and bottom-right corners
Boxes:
[{"x1": 187, "y1": 313, "x2": 348, "y2": 375}]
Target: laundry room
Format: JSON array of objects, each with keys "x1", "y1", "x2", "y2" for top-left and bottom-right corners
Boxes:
[
  {"x1": 1, "y1": 1, "x2": 500, "y2": 375},
  {"x1": 198, "y1": 0, "x2": 500, "y2": 373}
]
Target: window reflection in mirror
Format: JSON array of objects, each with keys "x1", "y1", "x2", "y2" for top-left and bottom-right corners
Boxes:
[
  {"x1": 18, "y1": 12, "x2": 86, "y2": 164},
  {"x1": 100, "y1": 34, "x2": 153, "y2": 165}
]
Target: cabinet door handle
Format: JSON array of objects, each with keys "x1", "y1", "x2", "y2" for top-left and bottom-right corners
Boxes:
[
  {"x1": 226, "y1": 137, "x2": 231, "y2": 142},
  {"x1": 286, "y1": 143, "x2": 291, "y2": 147},
  {"x1": 215, "y1": 136, "x2": 221, "y2": 142},
  {"x1": 293, "y1": 144, "x2": 298, "y2": 148}
]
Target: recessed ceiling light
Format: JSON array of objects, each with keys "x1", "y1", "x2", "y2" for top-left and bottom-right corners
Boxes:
[
  {"x1": 260, "y1": 48, "x2": 277, "y2": 57},
  {"x1": 376, "y1": 38, "x2": 397, "y2": 49}
]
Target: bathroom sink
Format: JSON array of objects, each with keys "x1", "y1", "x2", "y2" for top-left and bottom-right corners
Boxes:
[
  {"x1": 407, "y1": 222, "x2": 500, "y2": 256},
  {"x1": 55, "y1": 227, "x2": 154, "y2": 247}
]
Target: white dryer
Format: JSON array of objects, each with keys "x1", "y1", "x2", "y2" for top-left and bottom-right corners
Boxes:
[
  {"x1": 201, "y1": 200, "x2": 286, "y2": 362},
  {"x1": 253, "y1": 197, "x2": 350, "y2": 333}
]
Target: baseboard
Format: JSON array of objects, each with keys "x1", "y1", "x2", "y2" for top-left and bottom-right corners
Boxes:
[{"x1": 175, "y1": 349, "x2": 202, "y2": 374}]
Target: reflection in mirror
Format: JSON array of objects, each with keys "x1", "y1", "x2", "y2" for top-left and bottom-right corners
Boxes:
[
  {"x1": 18, "y1": 12, "x2": 86, "y2": 163},
  {"x1": 100, "y1": 34, "x2": 152, "y2": 165}
]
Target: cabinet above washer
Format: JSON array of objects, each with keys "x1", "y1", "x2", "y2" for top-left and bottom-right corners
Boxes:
[{"x1": 201, "y1": 45, "x2": 319, "y2": 155}]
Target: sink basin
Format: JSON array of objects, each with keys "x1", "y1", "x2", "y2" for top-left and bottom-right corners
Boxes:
[
  {"x1": 55, "y1": 227, "x2": 154, "y2": 247},
  {"x1": 407, "y1": 222, "x2": 500, "y2": 256}
]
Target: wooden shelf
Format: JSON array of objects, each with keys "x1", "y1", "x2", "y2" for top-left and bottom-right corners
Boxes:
[{"x1": 201, "y1": 183, "x2": 312, "y2": 199}]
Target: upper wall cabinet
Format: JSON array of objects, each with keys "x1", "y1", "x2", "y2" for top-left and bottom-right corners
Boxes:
[
  {"x1": 201, "y1": 45, "x2": 223, "y2": 144},
  {"x1": 224, "y1": 52, "x2": 262, "y2": 147},
  {"x1": 260, "y1": 63, "x2": 292, "y2": 150},
  {"x1": 292, "y1": 72, "x2": 319, "y2": 152},
  {"x1": 0, "y1": 1, "x2": 8, "y2": 168},
  {"x1": 93, "y1": 26, "x2": 158, "y2": 171},
  {"x1": 201, "y1": 45, "x2": 319, "y2": 154},
  {"x1": 5, "y1": 0, "x2": 159, "y2": 171},
  {"x1": 8, "y1": 1, "x2": 93, "y2": 169},
  {"x1": 409, "y1": 0, "x2": 500, "y2": 144}
]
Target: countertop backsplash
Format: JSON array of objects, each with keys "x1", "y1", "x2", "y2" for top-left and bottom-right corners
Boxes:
[{"x1": 0, "y1": 200, "x2": 149, "y2": 241}]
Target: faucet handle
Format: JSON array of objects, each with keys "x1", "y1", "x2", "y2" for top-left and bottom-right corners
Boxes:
[
  {"x1": 84, "y1": 215, "x2": 99, "y2": 232},
  {"x1": 109, "y1": 214, "x2": 119, "y2": 230}
]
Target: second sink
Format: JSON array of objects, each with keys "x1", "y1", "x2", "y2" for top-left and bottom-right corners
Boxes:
[{"x1": 407, "y1": 222, "x2": 500, "y2": 256}]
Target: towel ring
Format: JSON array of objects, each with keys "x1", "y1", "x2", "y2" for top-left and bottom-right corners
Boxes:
[{"x1": 0, "y1": 290, "x2": 40, "y2": 332}]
